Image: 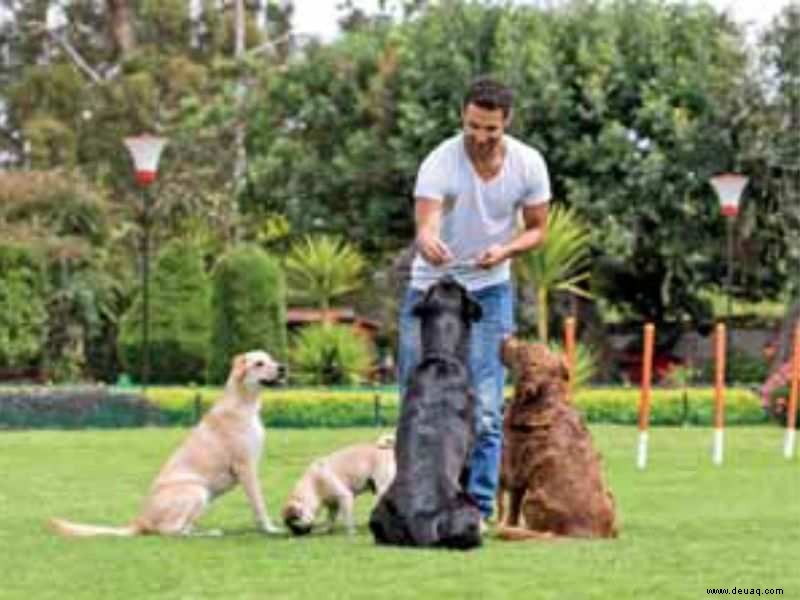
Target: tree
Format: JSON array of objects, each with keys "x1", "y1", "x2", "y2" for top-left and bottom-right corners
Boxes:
[
  {"x1": 208, "y1": 246, "x2": 287, "y2": 383},
  {"x1": 118, "y1": 240, "x2": 212, "y2": 384},
  {"x1": 0, "y1": 245, "x2": 48, "y2": 370}
]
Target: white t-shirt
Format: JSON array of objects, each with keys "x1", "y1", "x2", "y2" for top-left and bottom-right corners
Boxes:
[{"x1": 411, "y1": 133, "x2": 551, "y2": 291}]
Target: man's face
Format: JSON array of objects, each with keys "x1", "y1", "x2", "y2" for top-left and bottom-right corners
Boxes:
[{"x1": 462, "y1": 102, "x2": 508, "y2": 160}]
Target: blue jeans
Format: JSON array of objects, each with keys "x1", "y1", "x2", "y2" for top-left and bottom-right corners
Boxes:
[{"x1": 397, "y1": 281, "x2": 514, "y2": 518}]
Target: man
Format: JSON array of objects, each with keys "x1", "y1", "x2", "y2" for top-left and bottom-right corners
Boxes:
[{"x1": 398, "y1": 76, "x2": 551, "y2": 529}]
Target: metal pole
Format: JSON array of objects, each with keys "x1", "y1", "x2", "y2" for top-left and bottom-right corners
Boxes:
[
  {"x1": 726, "y1": 218, "x2": 734, "y2": 321},
  {"x1": 141, "y1": 187, "x2": 151, "y2": 395}
]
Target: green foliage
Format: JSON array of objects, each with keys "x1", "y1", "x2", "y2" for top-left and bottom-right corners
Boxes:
[
  {"x1": 22, "y1": 116, "x2": 78, "y2": 168},
  {"x1": 0, "y1": 245, "x2": 49, "y2": 368},
  {"x1": 544, "y1": 339, "x2": 597, "y2": 391},
  {"x1": 139, "y1": 384, "x2": 766, "y2": 428},
  {"x1": 285, "y1": 235, "x2": 366, "y2": 312},
  {"x1": 118, "y1": 241, "x2": 212, "y2": 384},
  {"x1": 575, "y1": 386, "x2": 766, "y2": 426},
  {"x1": 698, "y1": 350, "x2": 771, "y2": 385},
  {"x1": 208, "y1": 246, "x2": 288, "y2": 384},
  {"x1": 290, "y1": 324, "x2": 375, "y2": 386},
  {"x1": 516, "y1": 206, "x2": 593, "y2": 341}
]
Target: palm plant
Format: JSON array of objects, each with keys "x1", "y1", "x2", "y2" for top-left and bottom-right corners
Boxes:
[
  {"x1": 285, "y1": 234, "x2": 366, "y2": 321},
  {"x1": 547, "y1": 340, "x2": 597, "y2": 392},
  {"x1": 516, "y1": 206, "x2": 593, "y2": 342}
]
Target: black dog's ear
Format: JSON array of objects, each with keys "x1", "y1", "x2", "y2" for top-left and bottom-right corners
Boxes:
[
  {"x1": 464, "y1": 291, "x2": 482, "y2": 322},
  {"x1": 412, "y1": 300, "x2": 428, "y2": 318}
]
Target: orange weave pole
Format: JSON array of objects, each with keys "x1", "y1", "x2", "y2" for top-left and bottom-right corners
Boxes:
[
  {"x1": 713, "y1": 323, "x2": 726, "y2": 430},
  {"x1": 638, "y1": 323, "x2": 655, "y2": 432},
  {"x1": 787, "y1": 324, "x2": 800, "y2": 432},
  {"x1": 564, "y1": 317, "x2": 576, "y2": 400}
]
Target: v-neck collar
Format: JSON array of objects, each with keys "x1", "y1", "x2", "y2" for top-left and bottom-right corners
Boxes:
[{"x1": 463, "y1": 135, "x2": 507, "y2": 185}]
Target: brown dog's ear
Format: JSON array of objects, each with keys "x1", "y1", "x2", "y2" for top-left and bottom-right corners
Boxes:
[
  {"x1": 500, "y1": 336, "x2": 519, "y2": 367},
  {"x1": 231, "y1": 354, "x2": 248, "y2": 382}
]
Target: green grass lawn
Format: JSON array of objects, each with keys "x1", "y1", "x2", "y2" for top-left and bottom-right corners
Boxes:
[{"x1": 1, "y1": 426, "x2": 797, "y2": 600}]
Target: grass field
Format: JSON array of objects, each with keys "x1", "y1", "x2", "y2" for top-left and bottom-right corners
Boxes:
[{"x1": 1, "y1": 426, "x2": 797, "y2": 600}]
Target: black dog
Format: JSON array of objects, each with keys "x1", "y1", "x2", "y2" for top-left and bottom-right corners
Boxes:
[{"x1": 369, "y1": 276, "x2": 483, "y2": 550}]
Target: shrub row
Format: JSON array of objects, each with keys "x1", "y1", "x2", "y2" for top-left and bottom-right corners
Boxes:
[
  {"x1": 0, "y1": 387, "x2": 163, "y2": 429},
  {"x1": 0, "y1": 385, "x2": 770, "y2": 429}
]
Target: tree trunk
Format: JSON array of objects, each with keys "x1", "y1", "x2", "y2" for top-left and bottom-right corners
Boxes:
[
  {"x1": 106, "y1": 0, "x2": 136, "y2": 58},
  {"x1": 231, "y1": 0, "x2": 247, "y2": 242},
  {"x1": 537, "y1": 286, "x2": 549, "y2": 343}
]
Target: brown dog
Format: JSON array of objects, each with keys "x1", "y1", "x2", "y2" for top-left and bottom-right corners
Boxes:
[
  {"x1": 496, "y1": 338, "x2": 617, "y2": 540},
  {"x1": 49, "y1": 351, "x2": 285, "y2": 537}
]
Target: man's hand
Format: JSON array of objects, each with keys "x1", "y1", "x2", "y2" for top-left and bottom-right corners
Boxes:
[
  {"x1": 476, "y1": 244, "x2": 509, "y2": 269},
  {"x1": 416, "y1": 230, "x2": 453, "y2": 266}
]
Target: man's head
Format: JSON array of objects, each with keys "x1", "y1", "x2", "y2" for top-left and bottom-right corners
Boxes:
[{"x1": 462, "y1": 76, "x2": 513, "y2": 160}]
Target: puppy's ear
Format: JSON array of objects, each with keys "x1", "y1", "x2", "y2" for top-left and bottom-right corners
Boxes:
[{"x1": 231, "y1": 354, "x2": 248, "y2": 382}]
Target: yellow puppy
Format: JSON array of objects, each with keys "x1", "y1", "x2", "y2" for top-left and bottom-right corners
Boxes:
[{"x1": 282, "y1": 434, "x2": 396, "y2": 536}]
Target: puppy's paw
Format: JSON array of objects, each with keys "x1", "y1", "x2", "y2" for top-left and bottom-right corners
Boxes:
[{"x1": 261, "y1": 522, "x2": 285, "y2": 535}]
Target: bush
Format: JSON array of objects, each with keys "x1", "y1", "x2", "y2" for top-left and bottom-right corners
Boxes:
[
  {"x1": 118, "y1": 240, "x2": 211, "y2": 384},
  {"x1": 699, "y1": 350, "x2": 770, "y2": 385},
  {"x1": 290, "y1": 324, "x2": 375, "y2": 386},
  {"x1": 576, "y1": 387, "x2": 766, "y2": 426},
  {"x1": 208, "y1": 246, "x2": 287, "y2": 384},
  {"x1": 0, "y1": 245, "x2": 48, "y2": 369},
  {"x1": 145, "y1": 386, "x2": 399, "y2": 428},
  {"x1": 142, "y1": 385, "x2": 766, "y2": 428},
  {"x1": 0, "y1": 386, "x2": 162, "y2": 429}
]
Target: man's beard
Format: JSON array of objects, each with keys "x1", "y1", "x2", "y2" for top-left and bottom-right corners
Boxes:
[{"x1": 466, "y1": 136, "x2": 500, "y2": 161}]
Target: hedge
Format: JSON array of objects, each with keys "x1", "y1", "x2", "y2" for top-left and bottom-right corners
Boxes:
[
  {"x1": 0, "y1": 387, "x2": 163, "y2": 429},
  {"x1": 0, "y1": 385, "x2": 769, "y2": 430}
]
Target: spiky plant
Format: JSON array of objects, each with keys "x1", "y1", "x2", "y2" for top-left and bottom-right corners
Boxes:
[
  {"x1": 285, "y1": 235, "x2": 366, "y2": 322},
  {"x1": 516, "y1": 206, "x2": 593, "y2": 342}
]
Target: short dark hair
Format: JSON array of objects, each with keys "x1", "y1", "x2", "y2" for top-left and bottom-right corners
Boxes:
[{"x1": 463, "y1": 76, "x2": 513, "y2": 118}]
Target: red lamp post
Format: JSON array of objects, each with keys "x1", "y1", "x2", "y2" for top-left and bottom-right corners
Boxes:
[{"x1": 123, "y1": 134, "x2": 167, "y2": 392}]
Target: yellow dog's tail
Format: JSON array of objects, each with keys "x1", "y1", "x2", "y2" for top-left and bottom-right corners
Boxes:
[{"x1": 48, "y1": 517, "x2": 140, "y2": 538}]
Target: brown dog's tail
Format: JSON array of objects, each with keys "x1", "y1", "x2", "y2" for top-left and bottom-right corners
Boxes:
[
  {"x1": 495, "y1": 525, "x2": 557, "y2": 542},
  {"x1": 48, "y1": 517, "x2": 140, "y2": 538}
]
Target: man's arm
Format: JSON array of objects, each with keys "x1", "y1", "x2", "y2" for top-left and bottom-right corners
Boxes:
[
  {"x1": 476, "y1": 202, "x2": 549, "y2": 269},
  {"x1": 415, "y1": 197, "x2": 453, "y2": 266}
]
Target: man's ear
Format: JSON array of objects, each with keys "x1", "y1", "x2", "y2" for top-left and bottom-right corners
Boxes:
[
  {"x1": 231, "y1": 354, "x2": 248, "y2": 382},
  {"x1": 504, "y1": 108, "x2": 513, "y2": 128}
]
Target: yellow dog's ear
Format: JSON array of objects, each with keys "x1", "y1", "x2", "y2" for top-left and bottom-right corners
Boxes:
[{"x1": 231, "y1": 354, "x2": 248, "y2": 382}]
